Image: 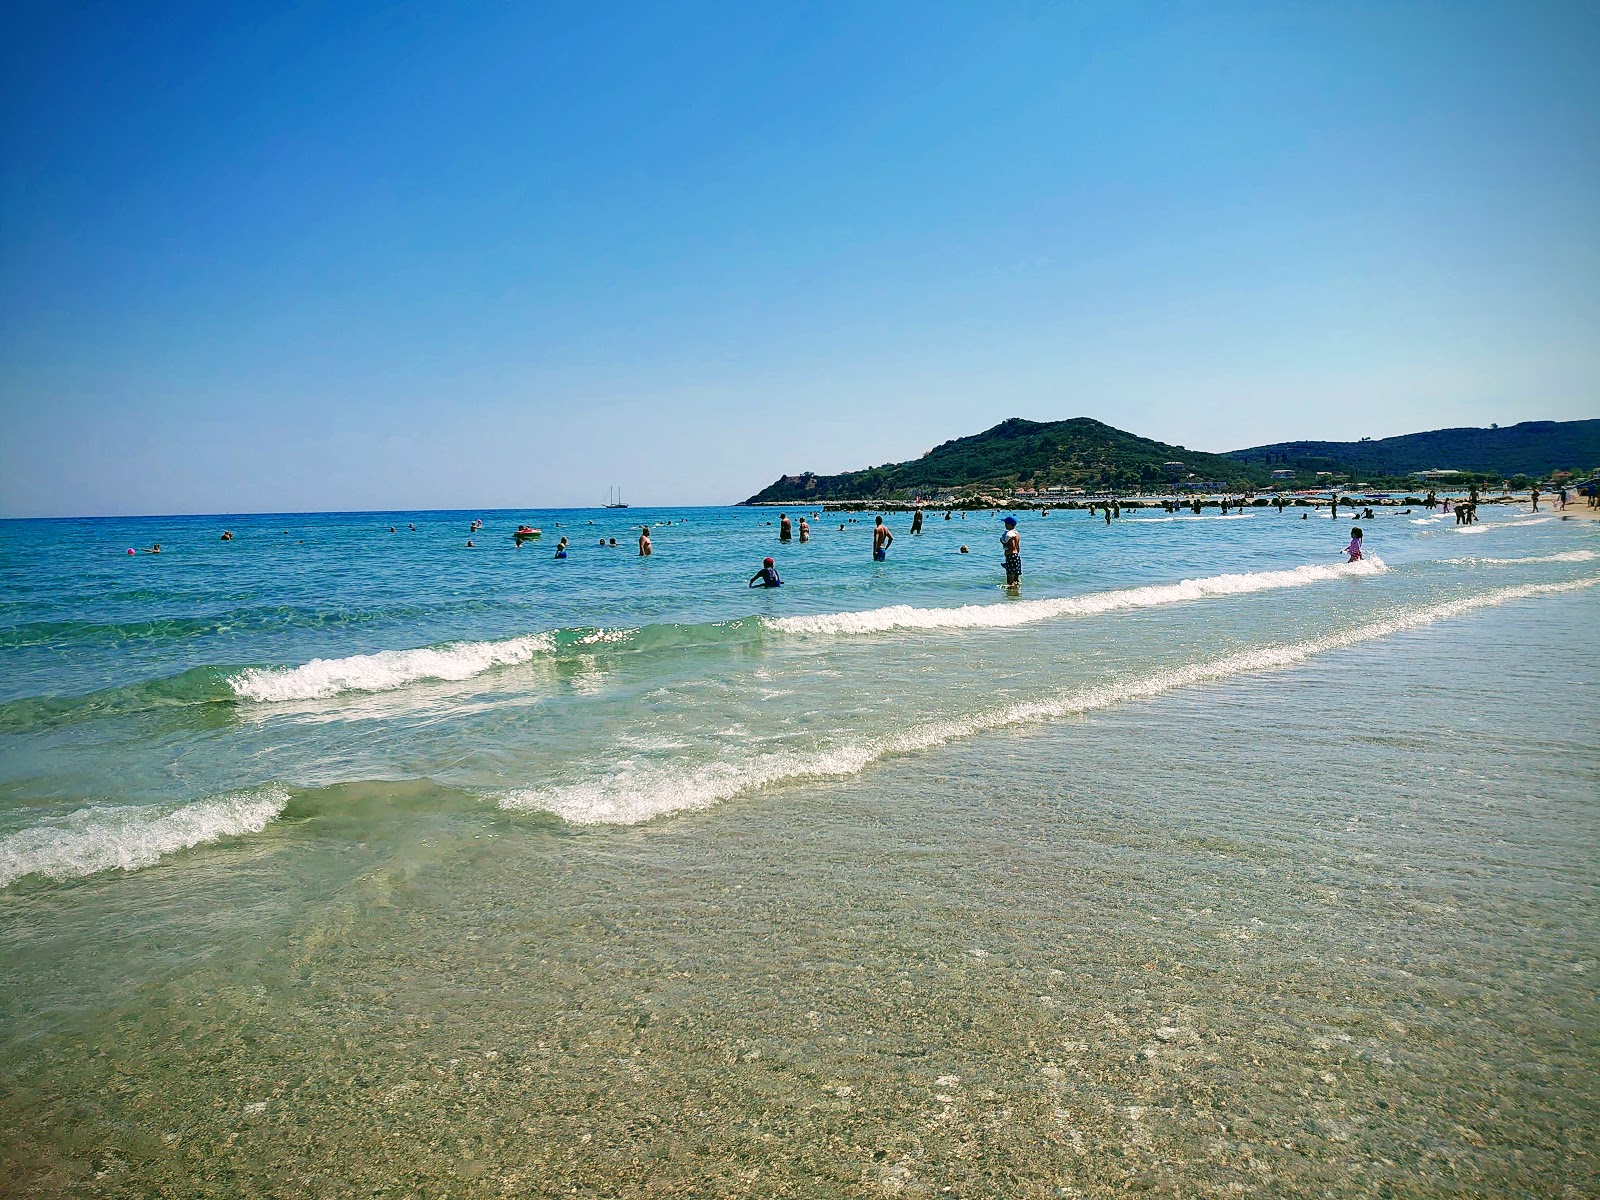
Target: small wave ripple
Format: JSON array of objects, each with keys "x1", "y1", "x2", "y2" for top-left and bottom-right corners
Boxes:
[{"x1": 1446, "y1": 551, "x2": 1597, "y2": 566}]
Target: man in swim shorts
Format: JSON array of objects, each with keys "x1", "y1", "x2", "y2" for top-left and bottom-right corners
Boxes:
[
  {"x1": 873, "y1": 516, "x2": 893, "y2": 561},
  {"x1": 1001, "y1": 515, "x2": 1021, "y2": 587}
]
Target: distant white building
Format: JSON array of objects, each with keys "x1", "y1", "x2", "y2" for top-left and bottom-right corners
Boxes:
[{"x1": 1270, "y1": 469, "x2": 1296, "y2": 480}]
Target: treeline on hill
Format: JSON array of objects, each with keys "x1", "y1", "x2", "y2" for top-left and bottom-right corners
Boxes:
[
  {"x1": 742, "y1": 418, "x2": 1264, "y2": 505},
  {"x1": 741, "y1": 416, "x2": 1600, "y2": 505},
  {"x1": 1226, "y1": 419, "x2": 1600, "y2": 479}
]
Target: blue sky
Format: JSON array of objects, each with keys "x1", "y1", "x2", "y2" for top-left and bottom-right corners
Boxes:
[{"x1": 2, "y1": 1, "x2": 1596, "y2": 516}]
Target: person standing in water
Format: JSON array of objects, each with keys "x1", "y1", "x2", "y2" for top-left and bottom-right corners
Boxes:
[
  {"x1": 872, "y1": 516, "x2": 893, "y2": 561},
  {"x1": 779, "y1": 513, "x2": 792, "y2": 542},
  {"x1": 748, "y1": 557, "x2": 782, "y2": 588},
  {"x1": 798, "y1": 517, "x2": 810, "y2": 543},
  {"x1": 1344, "y1": 526, "x2": 1364, "y2": 562},
  {"x1": 638, "y1": 526, "x2": 652, "y2": 556},
  {"x1": 1001, "y1": 515, "x2": 1021, "y2": 589},
  {"x1": 910, "y1": 508, "x2": 924, "y2": 535}
]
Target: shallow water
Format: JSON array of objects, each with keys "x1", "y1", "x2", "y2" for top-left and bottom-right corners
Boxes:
[{"x1": 1, "y1": 503, "x2": 1596, "y2": 1196}]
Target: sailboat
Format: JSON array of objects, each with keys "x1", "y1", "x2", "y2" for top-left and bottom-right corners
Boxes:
[{"x1": 602, "y1": 486, "x2": 629, "y2": 510}]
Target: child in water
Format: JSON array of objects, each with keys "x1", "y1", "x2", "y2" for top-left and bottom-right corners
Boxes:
[
  {"x1": 555, "y1": 536, "x2": 568, "y2": 559},
  {"x1": 1344, "y1": 527, "x2": 1363, "y2": 562},
  {"x1": 748, "y1": 557, "x2": 782, "y2": 588}
]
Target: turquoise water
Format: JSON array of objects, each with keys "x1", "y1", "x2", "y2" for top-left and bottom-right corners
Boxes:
[{"x1": 2, "y1": 503, "x2": 1597, "y2": 1196}]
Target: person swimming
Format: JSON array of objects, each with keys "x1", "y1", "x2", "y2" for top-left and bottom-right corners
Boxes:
[
  {"x1": 1344, "y1": 526, "x2": 1363, "y2": 562},
  {"x1": 872, "y1": 516, "x2": 893, "y2": 561},
  {"x1": 555, "y1": 536, "x2": 568, "y2": 559},
  {"x1": 748, "y1": 557, "x2": 782, "y2": 588}
]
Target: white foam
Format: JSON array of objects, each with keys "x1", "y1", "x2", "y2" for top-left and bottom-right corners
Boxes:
[
  {"x1": 503, "y1": 577, "x2": 1596, "y2": 825},
  {"x1": 1502, "y1": 517, "x2": 1553, "y2": 527},
  {"x1": 1130, "y1": 513, "x2": 1256, "y2": 522},
  {"x1": 767, "y1": 558, "x2": 1387, "y2": 637},
  {"x1": 1446, "y1": 551, "x2": 1597, "y2": 566},
  {"x1": 0, "y1": 787, "x2": 290, "y2": 887},
  {"x1": 230, "y1": 634, "x2": 555, "y2": 702}
]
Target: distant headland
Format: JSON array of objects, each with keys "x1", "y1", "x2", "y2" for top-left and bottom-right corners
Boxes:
[{"x1": 740, "y1": 417, "x2": 1600, "y2": 506}]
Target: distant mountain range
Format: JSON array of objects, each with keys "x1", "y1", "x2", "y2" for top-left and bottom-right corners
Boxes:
[
  {"x1": 740, "y1": 417, "x2": 1599, "y2": 505},
  {"x1": 1226, "y1": 420, "x2": 1600, "y2": 478}
]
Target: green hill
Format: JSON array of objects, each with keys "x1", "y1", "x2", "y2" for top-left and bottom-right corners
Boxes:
[
  {"x1": 1226, "y1": 419, "x2": 1600, "y2": 478},
  {"x1": 740, "y1": 418, "x2": 1267, "y2": 505}
]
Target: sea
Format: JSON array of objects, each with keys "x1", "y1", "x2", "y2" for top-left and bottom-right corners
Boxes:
[{"x1": 1, "y1": 502, "x2": 1596, "y2": 1197}]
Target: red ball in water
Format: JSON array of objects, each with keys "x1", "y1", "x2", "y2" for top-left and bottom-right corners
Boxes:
[{"x1": 127, "y1": 548, "x2": 135, "y2": 555}]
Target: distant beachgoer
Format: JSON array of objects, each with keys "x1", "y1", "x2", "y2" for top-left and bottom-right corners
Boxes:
[
  {"x1": 221, "y1": 531, "x2": 234, "y2": 541},
  {"x1": 1345, "y1": 527, "x2": 1363, "y2": 562},
  {"x1": 1001, "y1": 516, "x2": 1021, "y2": 588},
  {"x1": 409, "y1": 523, "x2": 416, "y2": 532},
  {"x1": 1531, "y1": 488, "x2": 1540, "y2": 512},
  {"x1": 555, "y1": 537, "x2": 568, "y2": 559},
  {"x1": 609, "y1": 537, "x2": 617, "y2": 546},
  {"x1": 466, "y1": 539, "x2": 475, "y2": 547},
  {"x1": 1362, "y1": 508, "x2": 1374, "y2": 520},
  {"x1": 1330, "y1": 497, "x2": 1339, "y2": 520},
  {"x1": 748, "y1": 557, "x2": 782, "y2": 588},
  {"x1": 779, "y1": 513, "x2": 792, "y2": 542},
  {"x1": 911, "y1": 509, "x2": 924, "y2": 535},
  {"x1": 639, "y1": 526, "x2": 652, "y2": 556},
  {"x1": 945, "y1": 510, "x2": 952, "y2": 520},
  {"x1": 873, "y1": 516, "x2": 893, "y2": 561},
  {"x1": 599, "y1": 538, "x2": 606, "y2": 546},
  {"x1": 799, "y1": 517, "x2": 811, "y2": 543},
  {"x1": 149, "y1": 544, "x2": 161, "y2": 554},
  {"x1": 1300, "y1": 512, "x2": 1307, "y2": 519},
  {"x1": 1104, "y1": 505, "x2": 1111, "y2": 525},
  {"x1": 959, "y1": 545, "x2": 969, "y2": 553}
]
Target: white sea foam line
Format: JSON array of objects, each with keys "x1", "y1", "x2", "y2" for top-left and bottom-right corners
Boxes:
[
  {"x1": 1446, "y1": 551, "x2": 1597, "y2": 566},
  {"x1": 230, "y1": 633, "x2": 556, "y2": 702},
  {"x1": 503, "y1": 577, "x2": 1597, "y2": 826},
  {"x1": 767, "y1": 558, "x2": 1388, "y2": 637},
  {"x1": 0, "y1": 787, "x2": 290, "y2": 888},
  {"x1": 1131, "y1": 513, "x2": 1256, "y2": 522}
]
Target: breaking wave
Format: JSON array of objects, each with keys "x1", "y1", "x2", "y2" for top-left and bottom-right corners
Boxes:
[
  {"x1": 229, "y1": 634, "x2": 558, "y2": 701},
  {"x1": 0, "y1": 787, "x2": 290, "y2": 887},
  {"x1": 503, "y1": 577, "x2": 1596, "y2": 825},
  {"x1": 767, "y1": 558, "x2": 1386, "y2": 637}
]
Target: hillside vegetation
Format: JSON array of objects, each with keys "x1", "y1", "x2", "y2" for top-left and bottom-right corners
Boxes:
[
  {"x1": 742, "y1": 416, "x2": 1599, "y2": 505},
  {"x1": 742, "y1": 418, "x2": 1264, "y2": 504},
  {"x1": 1227, "y1": 419, "x2": 1600, "y2": 478}
]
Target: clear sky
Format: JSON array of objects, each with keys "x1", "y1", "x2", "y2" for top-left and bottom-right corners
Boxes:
[{"x1": 2, "y1": 1, "x2": 1596, "y2": 516}]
